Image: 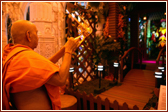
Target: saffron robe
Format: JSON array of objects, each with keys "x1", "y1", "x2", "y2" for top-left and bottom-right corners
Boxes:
[{"x1": 2, "y1": 44, "x2": 61, "y2": 110}]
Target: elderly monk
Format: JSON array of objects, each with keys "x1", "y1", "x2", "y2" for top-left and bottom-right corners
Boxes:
[{"x1": 2, "y1": 20, "x2": 80, "y2": 110}]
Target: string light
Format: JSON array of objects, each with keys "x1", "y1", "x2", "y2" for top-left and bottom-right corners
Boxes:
[{"x1": 143, "y1": 16, "x2": 147, "y2": 20}]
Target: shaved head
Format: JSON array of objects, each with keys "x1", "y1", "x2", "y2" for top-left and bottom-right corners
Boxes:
[
  {"x1": 11, "y1": 20, "x2": 34, "y2": 43},
  {"x1": 11, "y1": 20, "x2": 38, "y2": 49}
]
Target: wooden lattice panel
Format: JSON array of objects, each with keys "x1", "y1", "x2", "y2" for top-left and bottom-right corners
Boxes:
[
  {"x1": 72, "y1": 34, "x2": 95, "y2": 85},
  {"x1": 66, "y1": 3, "x2": 96, "y2": 86}
]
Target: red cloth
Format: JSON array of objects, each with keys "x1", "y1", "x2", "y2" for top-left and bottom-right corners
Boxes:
[
  {"x1": 2, "y1": 44, "x2": 61, "y2": 110},
  {"x1": 151, "y1": 33, "x2": 156, "y2": 42}
]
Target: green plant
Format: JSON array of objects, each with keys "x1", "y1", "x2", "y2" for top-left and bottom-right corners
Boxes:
[
  {"x1": 93, "y1": 36, "x2": 121, "y2": 65},
  {"x1": 88, "y1": 2, "x2": 100, "y2": 8},
  {"x1": 88, "y1": 2, "x2": 109, "y2": 22},
  {"x1": 117, "y1": 2, "x2": 128, "y2": 56}
]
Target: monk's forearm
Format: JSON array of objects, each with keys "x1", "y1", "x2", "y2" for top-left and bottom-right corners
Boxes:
[
  {"x1": 46, "y1": 52, "x2": 72, "y2": 86},
  {"x1": 58, "y1": 53, "x2": 72, "y2": 85},
  {"x1": 48, "y1": 46, "x2": 65, "y2": 63},
  {"x1": 47, "y1": 37, "x2": 80, "y2": 86}
]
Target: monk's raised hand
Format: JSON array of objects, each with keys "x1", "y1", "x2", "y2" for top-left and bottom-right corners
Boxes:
[{"x1": 65, "y1": 37, "x2": 80, "y2": 54}]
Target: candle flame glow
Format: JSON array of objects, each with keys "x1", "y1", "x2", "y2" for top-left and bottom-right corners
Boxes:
[
  {"x1": 75, "y1": 11, "x2": 79, "y2": 16},
  {"x1": 66, "y1": 9, "x2": 69, "y2": 14},
  {"x1": 72, "y1": 13, "x2": 75, "y2": 18},
  {"x1": 78, "y1": 17, "x2": 81, "y2": 22}
]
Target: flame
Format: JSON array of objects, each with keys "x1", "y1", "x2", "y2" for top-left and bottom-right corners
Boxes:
[
  {"x1": 78, "y1": 17, "x2": 81, "y2": 22},
  {"x1": 72, "y1": 13, "x2": 75, "y2": 18},
  {"x1": 75, "y1": 11, "x2": 79, "y2": 16},
  {"x1": 66, "y1": 9, "x2": 69, "y2": 14},
  {"x1": 66, "y1": 9, "x2": 93, "y2": 47}
]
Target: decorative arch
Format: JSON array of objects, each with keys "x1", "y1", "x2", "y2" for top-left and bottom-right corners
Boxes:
[
  {"x1": 20, "y1": 2, "x2": 31, "y2": 20},
  {"x1": 2, "y1": 2, "x2": 29, "y2": 48}
]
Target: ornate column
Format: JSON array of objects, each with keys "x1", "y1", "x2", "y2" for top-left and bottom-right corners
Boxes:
[
  {"x1": 52, "y1": 2, "x2": 66, "y2": 66},
  {"x1": 30, "y1": 2, "x2": 55, "y2": 58}
]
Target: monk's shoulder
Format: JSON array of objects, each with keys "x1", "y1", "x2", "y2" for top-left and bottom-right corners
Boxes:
[
  {"x1": 20, "y1": 50, "x2": 45, "y2": 59},
  {"x1": 9, "y1": 49, "x2": 59, "y2": 71},
  {"x1": 13, "y1": 50, "x2": 50, "y2": 63}
]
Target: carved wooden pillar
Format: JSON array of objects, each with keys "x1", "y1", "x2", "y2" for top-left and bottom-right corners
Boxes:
[
  {"x1": 108, "y1": 2, "x2": 118, "y2": 39},
  {"x1": 30, "y1": 2, "x2": 55, "y2": 58}
]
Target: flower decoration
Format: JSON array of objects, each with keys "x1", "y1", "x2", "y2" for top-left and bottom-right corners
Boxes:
[{"x1": 103, "y1": 17, "x2": 109, "y2": 39}]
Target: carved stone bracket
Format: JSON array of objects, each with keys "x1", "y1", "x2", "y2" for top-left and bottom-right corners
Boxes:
[{"x1": 5, "y1": 2, "x2": 22, "y2": 22}]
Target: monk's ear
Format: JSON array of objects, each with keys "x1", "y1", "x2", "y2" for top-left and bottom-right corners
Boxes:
[{"x1": 26, "y1": 31, "x2": 31, "y2": 42}]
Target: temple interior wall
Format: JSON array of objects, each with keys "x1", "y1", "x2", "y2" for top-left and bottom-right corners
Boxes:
[{"x1": 2, "y1": 2, "x2": 66, "y2": 66}]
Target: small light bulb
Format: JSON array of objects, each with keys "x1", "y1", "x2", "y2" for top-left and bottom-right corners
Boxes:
[{"x1": 143, "y1": 16, "x2": 147, "y2": 20}]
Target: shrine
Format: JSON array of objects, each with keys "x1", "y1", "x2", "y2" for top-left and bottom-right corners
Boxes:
[{"x1": 1, "y1": 2, "x2": 166, "y2": 110}]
